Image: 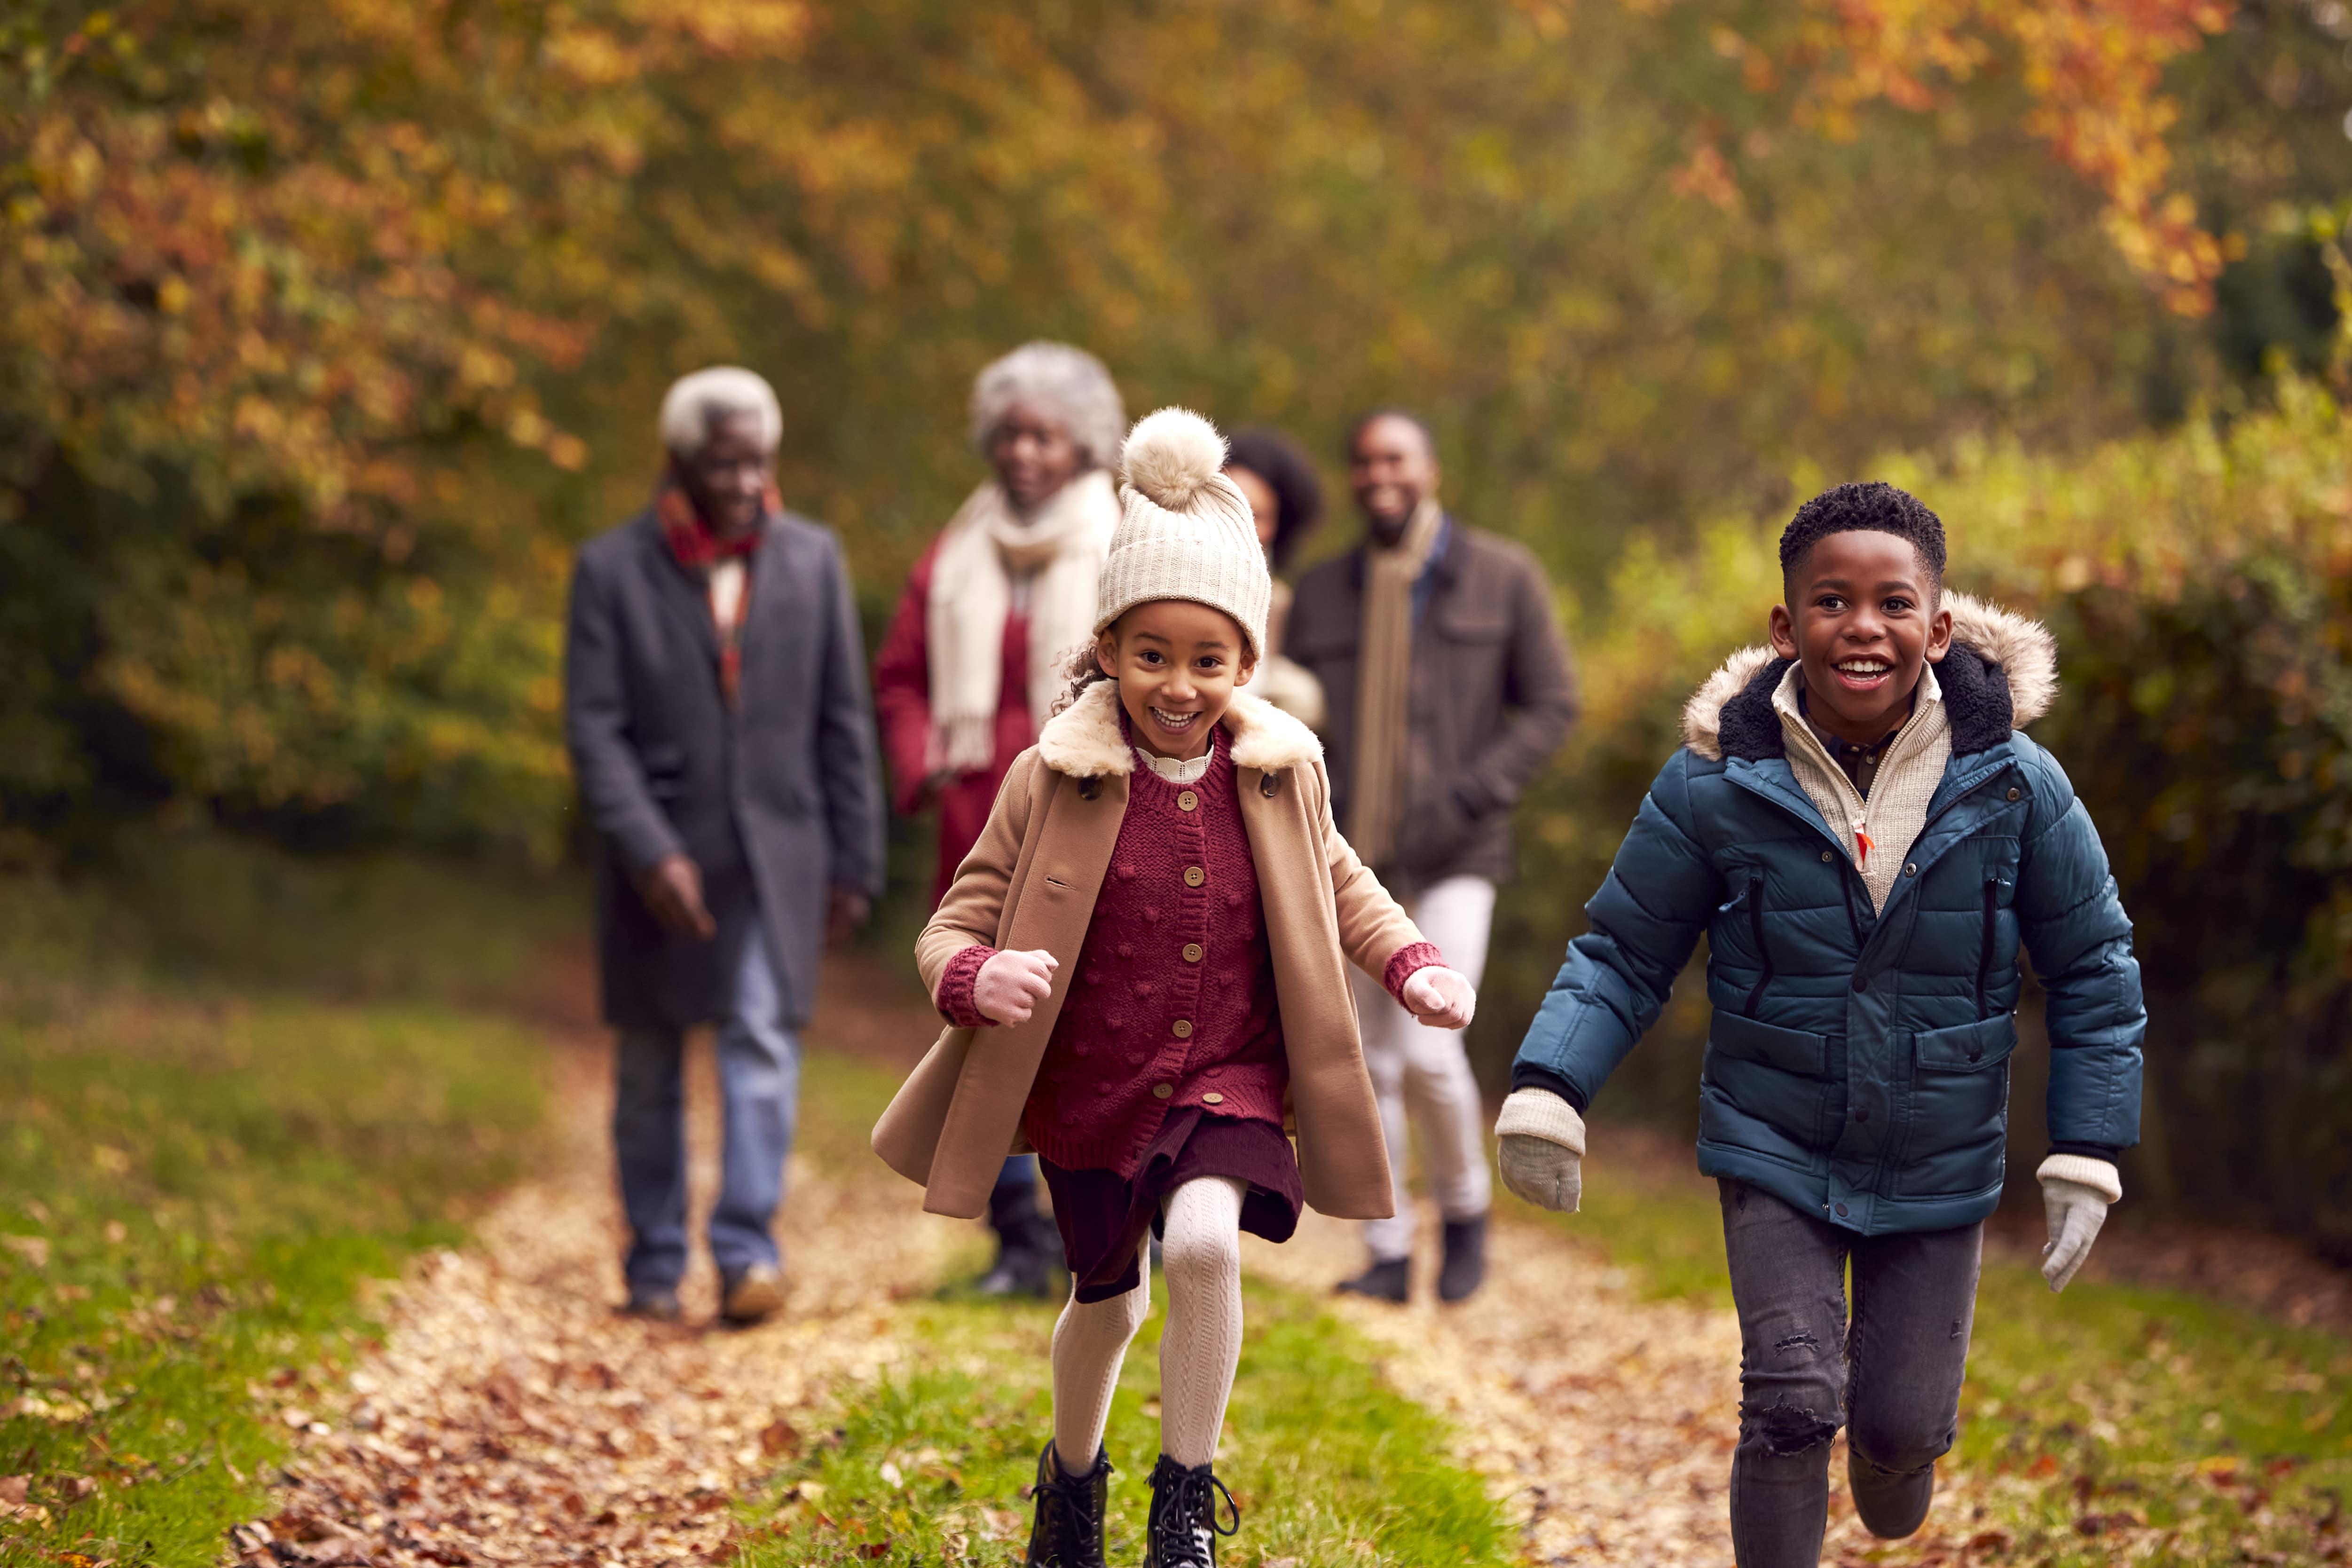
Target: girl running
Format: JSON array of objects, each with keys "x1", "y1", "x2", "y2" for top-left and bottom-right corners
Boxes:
[{"x1": 874, "y1": 407, "x2": 1475, "y2": 1566}]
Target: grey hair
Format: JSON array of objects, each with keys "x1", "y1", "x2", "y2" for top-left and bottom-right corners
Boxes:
[
  {"x1": 968, "y1": 341, "x2": 1125, "y2": 469},
  {"x1": 659, "y1": 366, "x2": 782, "y2": 456}
]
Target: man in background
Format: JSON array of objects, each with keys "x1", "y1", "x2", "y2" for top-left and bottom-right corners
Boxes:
[
  {"x1": 565, "y1": 367, "x2": 886, "y2": 1325},
  {"x1": 1285, "y1": 409, "x2": 1578, "y2": 1304}
]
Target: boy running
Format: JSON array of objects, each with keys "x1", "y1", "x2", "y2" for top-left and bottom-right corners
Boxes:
[{"x1": 1495, "y1": 482, "x2": 2144, "y2": 1566}]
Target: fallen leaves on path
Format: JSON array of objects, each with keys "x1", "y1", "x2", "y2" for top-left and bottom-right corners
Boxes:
[
  {"x1": 1248, "y1": 1208, "x2": 1744, "y2": 1565},
  {"x1": 1250, "y1": 1206, "x2": 2040, "y2": 1567},
  {"x1": 240, "y1": 1043, "x2": 967, "y2": 1567}
]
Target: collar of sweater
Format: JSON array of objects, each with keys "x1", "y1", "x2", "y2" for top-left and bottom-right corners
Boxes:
[
  {"x1": 1772, "y1": 662, "x2": 1952, "y2": 906},
  {"x1": 1138, "y1": 726, "x2": 1216, "y2": 783},
  {"x1": 1770, "y1": 661, "x2": 1943, "y2": 790},
  {"x1": 1036, "y1": 679, "x2": 1322, "y2": 779},
  {"x1": 1680, "y1": 591, "x2": 2057, "y2": 764}
]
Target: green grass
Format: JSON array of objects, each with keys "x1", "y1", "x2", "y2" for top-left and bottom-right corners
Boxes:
[
  {"x1": 0, "y1": 833, "x2": 564, "y2": 1566},
  {"x1": 1533, "y1": 1120, "x2": 2352, "y2": 1565},
  {"x1": 740, "y1": 1052, "x2": 1513, "y2": 1568},
  {"x1": 732, "y1": 1284, "x2": 1512, "y2": 1568}
]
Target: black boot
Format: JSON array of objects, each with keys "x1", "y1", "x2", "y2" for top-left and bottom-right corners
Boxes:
[
  {"x1": 1025, "y1": 1441, "x2": 1111, "y2": 1568},
  {"x1": 978, "y1": 1181, "x2": 1062, "y2": 1298},
  {"x1": 1437, "y1": 1214, "x2": 1488, "y2": 1303},
  {"x1": 1334, "y1": 1256, "x2": 1409, "y2": 1303},
  {"x1": 1143, "y1": 1454, "x2": 1238, "y2": 1567}
]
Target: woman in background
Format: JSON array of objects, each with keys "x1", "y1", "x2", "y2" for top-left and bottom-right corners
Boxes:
[
  {"x1": 1223, "y1": 427, "x2": 1326, "y2": 726},
  {"x1": 874, "y1": 341, "x2": 1126, "y2": 1298}
]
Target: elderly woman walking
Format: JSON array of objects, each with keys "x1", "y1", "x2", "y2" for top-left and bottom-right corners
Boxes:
[{"x1": 874, "y1": 341, "x2": 1126, "y2": 1297}]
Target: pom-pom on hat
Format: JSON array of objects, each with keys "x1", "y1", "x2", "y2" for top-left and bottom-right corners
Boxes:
[{"x1": 1094, "y1": 408, "x2": 1273, "y2": 657}]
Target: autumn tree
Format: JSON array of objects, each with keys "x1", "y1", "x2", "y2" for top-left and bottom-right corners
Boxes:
[{"x1": 2, "y1": 0, "x2": 2342, "y2": 855}]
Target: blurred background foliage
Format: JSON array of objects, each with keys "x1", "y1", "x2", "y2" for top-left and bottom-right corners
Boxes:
[{"x1": 3, "y1": 0, "x2": 2350, "y2": 1232}]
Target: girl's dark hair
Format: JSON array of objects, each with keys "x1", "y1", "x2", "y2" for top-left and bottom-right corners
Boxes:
[
  {"x1": 1052, "y1": 632, "x2": 1113, "y2": 716},
  {"x1": 1223, "y1": 426, "x2": 1325, "y2": 569}
]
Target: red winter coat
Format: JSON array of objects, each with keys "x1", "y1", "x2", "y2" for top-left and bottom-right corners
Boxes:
[{"x1": 872, "y1": 536, "x2": 1043, "y2": 906}]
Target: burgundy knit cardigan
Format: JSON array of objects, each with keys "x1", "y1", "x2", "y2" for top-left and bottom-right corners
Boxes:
[{"x1": 937, "y1": 730, "x2": 1441, "y2": 1177}]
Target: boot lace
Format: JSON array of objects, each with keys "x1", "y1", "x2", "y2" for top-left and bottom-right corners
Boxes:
[{"x1": 1153, "y1": 1463, "x2": 1238, "y2": 1564}]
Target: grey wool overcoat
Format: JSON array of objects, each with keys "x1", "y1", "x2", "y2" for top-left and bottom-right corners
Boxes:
[{"x1": 564, "y1": 506, "x2": 886, "y2": 1032}]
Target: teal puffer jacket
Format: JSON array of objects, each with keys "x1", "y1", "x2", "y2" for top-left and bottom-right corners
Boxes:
[{"x1": 1513, "y1": 596, "x2": 2144, "y2": 1234}]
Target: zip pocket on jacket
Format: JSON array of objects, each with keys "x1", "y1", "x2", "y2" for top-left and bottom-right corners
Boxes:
[
  {"x1": 1974, "y1": 874, "x2": 1999, "y2": 1019},
  {"x1": 1743, "y1": 872, "x2": 1773, "y2": 1017}
]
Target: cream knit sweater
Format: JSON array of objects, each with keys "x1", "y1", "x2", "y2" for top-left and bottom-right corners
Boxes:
[{"x1": 1772, "y1": 664, "x2": 1951, "y2": 913}]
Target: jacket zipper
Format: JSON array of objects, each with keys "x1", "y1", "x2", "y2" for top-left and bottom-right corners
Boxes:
[
  {"x1": 1732, "y1": 757, "x2": 2012, "y2": 886},
  {"x1": 1974, "y1": 874, "x2": 1998, "y2": 1019},
  {"x1": 1781, "y1": 719, "x2": 1874, "y2": 866},
  {"x1": 1743, "y1": 872, "x2": 1773, "y2": 1016}
]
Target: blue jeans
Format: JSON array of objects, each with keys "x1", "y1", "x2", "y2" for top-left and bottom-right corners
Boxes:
[{"x1": 614, "y1": 930, "x2": 800, "y2": 1290}]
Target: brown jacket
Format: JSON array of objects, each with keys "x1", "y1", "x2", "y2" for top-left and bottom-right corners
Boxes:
[
  {"x1": 1286, "y1": 520, "x2": 1578, "y2": 893},
  {"x1": 871, "y1": 681, "x2": 1427, "y2": 1221}
]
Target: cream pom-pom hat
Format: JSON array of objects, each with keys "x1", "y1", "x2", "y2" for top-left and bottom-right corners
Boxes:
[{"x1": 1092, "y1": 407, "x2": 1273, "y2": 657}]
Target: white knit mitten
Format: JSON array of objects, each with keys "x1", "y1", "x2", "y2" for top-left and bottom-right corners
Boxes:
[
  {"x1": 1495, "y1": 1088, "x2": 1586, "y2": 1213},
  {"x1": 2036, "y1": 1154, "x2": 2121, "y2": 1293}
]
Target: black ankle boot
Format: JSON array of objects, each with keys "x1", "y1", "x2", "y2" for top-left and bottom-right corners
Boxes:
[
  {"x1": 1437, "y1": 1214, "x2": 1488, "y2": 1302},
  {"x1": 1334, "y1": 1256, "x2": 1409, "y2": 1303},
  {"x1": 1025, "y1": 1442, "x2": 1110, "y2": 1568},
  {"x1": 979, "y1": 1184, "x2": 1062, "y2": 1298},
  {"x1": 1143, "y1": 1454, "x2": 1238, "y2": 1567}
]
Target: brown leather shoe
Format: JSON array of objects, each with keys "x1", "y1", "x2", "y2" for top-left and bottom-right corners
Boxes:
[{"x1": 721, "y1": 1263, "x2": 785, "y2": 1325}]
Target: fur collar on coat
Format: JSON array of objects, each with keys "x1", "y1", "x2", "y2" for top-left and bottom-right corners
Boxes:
[
  {"x1": 1681, "y1": 591, "x2": 2058, "y2": 764},
  {"x1": 1033, "y1": 678, "x2": 1325, "y2": 779}
]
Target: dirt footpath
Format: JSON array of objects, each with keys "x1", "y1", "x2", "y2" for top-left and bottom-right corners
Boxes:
[
  {"x1": 239, "y1": 954, "x2": 2017, "y2": 1567},
  {"x1": 1250, "y1": 1210, "x2": 1744, "y2": 1564},
  {"x1": 239, "y1": 968, "x2": 972, "y2": 1567}
]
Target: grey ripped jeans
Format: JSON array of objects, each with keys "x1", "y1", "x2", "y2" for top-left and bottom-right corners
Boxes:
[{"x1": 1719, "y1": 1179, "x2": 1982, "y2": 1568}]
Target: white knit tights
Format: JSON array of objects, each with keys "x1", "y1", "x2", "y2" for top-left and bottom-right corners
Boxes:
[
  {"x1": 1050, "y1": 1254, "x2": 1150, "y2": 1471},
  {"x1": 1048, "y1": 1176, "x2": 1246, "y2": 1473}
]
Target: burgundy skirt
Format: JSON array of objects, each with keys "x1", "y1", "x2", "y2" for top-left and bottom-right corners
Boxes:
[{"x1": 1038, "y1": 1108, "x2": 1304, "y2": 1303}]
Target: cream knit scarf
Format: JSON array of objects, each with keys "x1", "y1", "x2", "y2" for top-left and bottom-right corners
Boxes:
[
  {"x1": 925, "y1": 468, "x2": 1120, "y2": 775},
  {"x1": 1346, "y1": 497, "x2": 1444, "y2": 866},
  {"x1": 1773, "y1": 663, "x2": 1951, "y2": 912}
]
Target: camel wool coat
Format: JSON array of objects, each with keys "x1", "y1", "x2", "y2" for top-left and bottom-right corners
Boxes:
[{"x1": 873, "y1": 680, "x2": 1428, "y2": 1221}]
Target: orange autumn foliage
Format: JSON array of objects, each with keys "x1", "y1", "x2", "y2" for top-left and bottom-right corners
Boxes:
[{"x1": 1701, "y1": 0, "x2": 2235, "y2": 313}]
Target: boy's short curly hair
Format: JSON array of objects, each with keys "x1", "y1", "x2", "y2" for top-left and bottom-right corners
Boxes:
[{"x1": 1779, "y1": 481, "x2": 1948, "y2": 589}]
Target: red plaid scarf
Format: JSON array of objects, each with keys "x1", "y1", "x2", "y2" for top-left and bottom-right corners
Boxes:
[{"x1": 657, "y1": 481, "x2": 775, "y2": 705}]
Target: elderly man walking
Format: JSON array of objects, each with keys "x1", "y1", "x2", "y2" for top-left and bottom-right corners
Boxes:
[
  {"x1": 1286, "y1": 408, "x2": 1578, "y2": 1304},
  {"x1": 565, "y1": 367, "x2": 886, "y2": 1325}
]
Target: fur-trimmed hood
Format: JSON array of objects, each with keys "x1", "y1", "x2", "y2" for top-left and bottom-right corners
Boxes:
[
  {"x1": 1681, "y1": 591, "x2": 2057, "y2": 764},
  {"x1": 1034, "y1": 678, "x2": 1324, "y2": 778}
]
